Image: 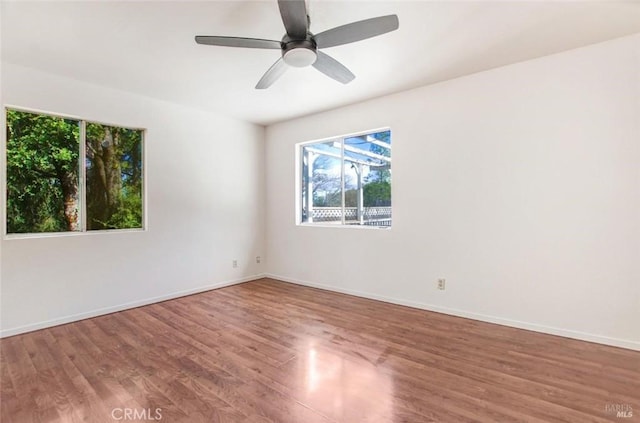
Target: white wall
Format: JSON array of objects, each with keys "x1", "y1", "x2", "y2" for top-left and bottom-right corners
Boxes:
[
  {"x1": 0, "y1": 63, "x2": 266, "y2": 336},
  {"x1": 265, "y1": 34, "x2": 640, "y2": 350}
]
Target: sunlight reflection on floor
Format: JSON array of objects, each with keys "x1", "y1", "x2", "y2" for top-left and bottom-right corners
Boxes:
[{"x1": 291, "y1": 342, "x2": 394, "y2": 422}]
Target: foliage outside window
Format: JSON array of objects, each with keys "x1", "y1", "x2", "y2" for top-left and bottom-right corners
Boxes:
[
  {"x1": 300, "y1": 129, "x2": 391, "y2": 227},
  {"x1": 5, "y1": 108, "x2": 144, "y2": 235}
]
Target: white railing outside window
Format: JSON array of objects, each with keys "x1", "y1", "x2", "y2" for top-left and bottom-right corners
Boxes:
[{"x1": 298, "y1": 129, "x2": 391, "y2": 228}]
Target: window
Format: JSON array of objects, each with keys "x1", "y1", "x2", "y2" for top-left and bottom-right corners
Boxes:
[
  {"x1": 299, "y1": 129, "x2": 391, "y2": 227},
  {"x1": 5, "y1": 108, "x2": 144, "y2": 235}
]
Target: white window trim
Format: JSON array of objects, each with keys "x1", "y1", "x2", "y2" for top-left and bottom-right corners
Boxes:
[
  {"x1": 2, "y1": 105, "x2": 148, "y2": 239},
  {"x1": 295, "y1": 127, "x2": 392, "y2": 230}
]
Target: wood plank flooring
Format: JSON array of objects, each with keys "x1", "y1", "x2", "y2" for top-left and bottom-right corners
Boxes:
[{"x1": 1, "y1": 278, "x2": 639, "y2": 422}]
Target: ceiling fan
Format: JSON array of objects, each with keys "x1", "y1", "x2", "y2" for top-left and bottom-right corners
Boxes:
[{"x1": 195, "y1": 0, "x2": 399, "y2": 89}]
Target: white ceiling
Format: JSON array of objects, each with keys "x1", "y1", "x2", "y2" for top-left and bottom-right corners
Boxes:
[{"x1": 2, "y1": 1, "x2": 640, "y2": 125}]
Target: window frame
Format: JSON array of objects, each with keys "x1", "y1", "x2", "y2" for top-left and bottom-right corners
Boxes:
[
  {"x1": 295, "y1": 127, "x2": 392, "y2": 229},
  {"x1": 2, "y1": 105, "x2": 147, "y2": 239}
]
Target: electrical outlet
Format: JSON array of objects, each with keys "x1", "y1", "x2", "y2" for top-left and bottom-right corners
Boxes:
[
  {"x1": 256, "y1": 256, "x2": 261, "y2": 264},
  {"x1": 437, "y1": 278, "x2": 446, "y2": 290},
  {"x1": 232, "y1": 260, "x2": 238, "y2": 268}
]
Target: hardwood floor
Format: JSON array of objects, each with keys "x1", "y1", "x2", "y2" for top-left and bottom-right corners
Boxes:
[{"x1": 1, "y1": 278, "x2": 638, "y2": 422}]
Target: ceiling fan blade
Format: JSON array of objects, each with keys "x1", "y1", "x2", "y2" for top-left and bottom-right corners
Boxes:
[
  {"x1": 278, "y1": 0, "x2": 308, "y2": 39},
  {"x1": 314, "y1": 15, "x2": 399, "y2": 49},
  {"x1": 312, "y1": 51, "x2": 355, "y2": 84},
  {"x1": 255, "y1": 57, "x2": 288, "y2": 89},
  {"x1": 195, "y1": 36, "x2": 281, "y2": 49}
]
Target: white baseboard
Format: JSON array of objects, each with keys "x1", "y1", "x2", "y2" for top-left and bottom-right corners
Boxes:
[
  {"x1": 265, "y1": 273, "x2": 640, "y2": 351},
  {"x1": 0, "y1": 274, "x2": 266, "y2": 338}
]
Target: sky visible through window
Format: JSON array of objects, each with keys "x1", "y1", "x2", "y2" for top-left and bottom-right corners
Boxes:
[{"x1": 300, "y1": 129, "x2": 391, "y2": 226}]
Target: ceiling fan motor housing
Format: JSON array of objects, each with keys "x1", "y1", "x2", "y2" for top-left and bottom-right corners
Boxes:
[{"x1": 282, "y1": 37, "x2": 317, "y2": 67}]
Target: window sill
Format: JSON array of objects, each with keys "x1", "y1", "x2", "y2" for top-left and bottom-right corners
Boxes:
[
  {"x1": 3, "y1": 227, "x2": 146, "y2": 241},
  {"x1": 297, "y1": 222, "x2": 391, "y2": 230}
]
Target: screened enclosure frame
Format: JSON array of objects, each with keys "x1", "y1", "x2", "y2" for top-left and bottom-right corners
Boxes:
[
  {"x1": 2, "y1": 105, "x2": 147, "y2": 238},
  {"x1": 296, "y1": 127, "x2": 392, "y2": 228}
]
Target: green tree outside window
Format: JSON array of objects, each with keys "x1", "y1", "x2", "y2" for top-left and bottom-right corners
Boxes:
[{"x1": 5, "y1": 109, "x2": 144, "y2": 234}]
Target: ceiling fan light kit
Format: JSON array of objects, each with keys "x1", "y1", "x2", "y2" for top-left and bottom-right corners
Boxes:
[
  {"x1": 282, "y1": 40, "x2": 318, "y2": 67},
  {"x1": 195, "y1": 0, "x2": 399, "y2": 89}
]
